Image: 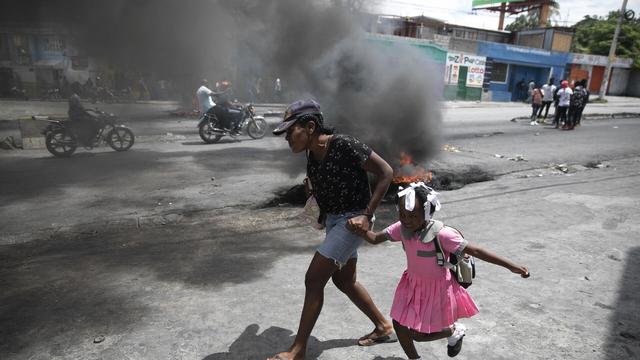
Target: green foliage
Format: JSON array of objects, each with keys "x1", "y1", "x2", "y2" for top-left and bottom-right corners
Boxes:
[
  {"x1": 572, "y1": 12, "x2": 640, "y2": 68},
  {"x1": 504, "y1": 1, "x2": 559, "y2": 31}
]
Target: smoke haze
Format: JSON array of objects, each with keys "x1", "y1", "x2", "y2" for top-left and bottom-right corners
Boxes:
[{"x1": 2, "y1": 0, "x2": 443, "y2": 167}]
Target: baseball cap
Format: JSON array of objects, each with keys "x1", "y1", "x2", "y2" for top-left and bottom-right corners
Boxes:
[{"x1": 272, "y1": 99, "x2": 323, "y2": 135}]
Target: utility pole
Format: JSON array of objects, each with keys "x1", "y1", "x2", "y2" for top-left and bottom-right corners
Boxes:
[
  {"x1": 498, "y1": 2, "x2": 506, "y2": 30},
  {"x1": 599, "y1": 0, "x2": 628, "y2": 99}
]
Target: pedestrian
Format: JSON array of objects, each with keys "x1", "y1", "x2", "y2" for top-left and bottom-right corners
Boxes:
[
  {"x1": 530, "y1": 86, "x2": 542, "y2": 126},
  {"x1": 567, "y1": 80, "x2": 587, "y2": 130},
  {"x1": 274, "y1": 77, "x2": 282, "y2": 102},
  {"x1": 538, "y1": 78, "x2": 556, "y2": 121},
  {"x1": 516, "y1": 78, "x2": 526, "y2": 102},
  {"x1": 349, "y1": 182, "x2": 530, "y2": 359},
  {"x1": 526, "y1": 79, "x2": 535, "y2": 103},
  {"x1": 269, "y1": 99, "x2": 395, "y2": 360},
  {"x1": 575, "y1": 79, "x2": 589, "y2": 127},
  {"x1": 553, "y1": 80, "x2": 572, "y2": 129}
]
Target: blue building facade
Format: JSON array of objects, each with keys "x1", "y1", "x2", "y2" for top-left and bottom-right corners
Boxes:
[{"x1": 477, "y1": 42, "x2": 571, "y2": 102}]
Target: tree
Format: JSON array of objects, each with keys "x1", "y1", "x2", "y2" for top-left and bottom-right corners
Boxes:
[
  {"x1": 571, "y1": 12, "x2": 640, "y2": 68},
  {"x1": 505, "y1": 1, "x2": 560, "y2": 31}
]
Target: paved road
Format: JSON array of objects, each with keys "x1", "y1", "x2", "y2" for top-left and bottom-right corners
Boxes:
[{"x1": 1, "y1": 101, "x2": 639, "y2": 359}]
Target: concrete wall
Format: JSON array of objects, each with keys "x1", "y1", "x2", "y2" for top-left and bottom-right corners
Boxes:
[
  {"x1": 626, "y1": 69, "x2": 640, "y2": 97},
  {"x1": 449, "y1": 38, "x2": 478, "y2": 54},
  {"x1": 551, "y1": 33, "x2": 573, "y2": 52},
  {"x1": 609, "y1": 68, "x2": 630, "y2": 96}
]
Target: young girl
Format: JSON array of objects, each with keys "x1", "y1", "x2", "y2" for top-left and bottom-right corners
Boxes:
[{"x1": 348, "y1": 182, "x2": 529, "y2": 359}]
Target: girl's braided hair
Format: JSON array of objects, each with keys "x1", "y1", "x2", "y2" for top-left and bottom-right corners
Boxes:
[{"x1": 395, "y1": 185, "x2": 436, "y2": 216}]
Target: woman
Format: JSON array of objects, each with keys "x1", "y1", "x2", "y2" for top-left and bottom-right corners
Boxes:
[{"x1": 268, "y1": 99, "x2": 395, "y2": 360}]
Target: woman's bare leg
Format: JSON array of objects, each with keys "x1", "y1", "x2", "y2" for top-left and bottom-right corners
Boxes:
[
  {"x1": 268, "y1": 252, "x2": 337, "y2": 360},
  {"x1": 331, "y1": 258, "x2": 394, "y2": 341}
]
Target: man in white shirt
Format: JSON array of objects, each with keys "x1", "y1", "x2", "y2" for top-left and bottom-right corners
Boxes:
[
  {"x1": 196, "y1": 79, "x2": 216, "y2": 114},
  {"x1": 553, "y1": 80, "x2": 572, "y2": 129},
  {"x1": 538, "y1": 78, "x2": 556, "y2": 120}
]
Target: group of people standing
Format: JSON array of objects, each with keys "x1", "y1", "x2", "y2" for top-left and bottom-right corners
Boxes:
[{"x1": 529, "y1": 78, "x2": 590, "y2": 130}]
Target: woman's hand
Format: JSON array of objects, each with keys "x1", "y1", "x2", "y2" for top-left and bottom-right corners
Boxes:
[
  {"x1": 511, "y1": 265, "x2": 530, "y2": 278},
  {"x1": 346, "y1": 215, "x2": 370, "y2": 234}
]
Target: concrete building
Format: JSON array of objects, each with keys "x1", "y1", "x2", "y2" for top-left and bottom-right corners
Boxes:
[{"x1": 0, "y1": 22, "x2": 96, "y2": 98}]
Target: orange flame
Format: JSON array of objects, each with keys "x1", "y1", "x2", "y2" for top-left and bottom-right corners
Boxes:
[
  {"x1": 392, "y1": 152, "x2": 433, "y2": 184},
  {"x1": 399, "y1": 151, "x2": 412, "y2": 166}
]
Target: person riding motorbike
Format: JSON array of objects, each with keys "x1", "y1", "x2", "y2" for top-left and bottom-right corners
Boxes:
[
  {"x1": 68, "y1": 93, "x2": 99, "y2": 146},
  {"x1": 212, "y1": 80, "x2": 243, "y2": 134},
  {"x1": 197, "y1": 79, "x2": 241, "y2": 135}
]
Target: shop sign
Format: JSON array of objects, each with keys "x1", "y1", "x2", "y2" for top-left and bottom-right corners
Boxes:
[{"x1": 445, "y1": 53, "x2": 486, "y2": 88}]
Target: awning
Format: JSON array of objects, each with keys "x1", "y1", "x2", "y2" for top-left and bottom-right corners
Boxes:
[{"x1": 33, "y1": 59, "x2": 64, "y2": 69}]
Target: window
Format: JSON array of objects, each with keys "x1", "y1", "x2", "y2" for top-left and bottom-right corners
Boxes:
[
  {"x1": 0, "y1": 35, "x2": 10, "y2": 60},
  {"x1": 12, "y1": 34, "x2": 31, "y2": 65},
  {"x1": 43, "y1": 37, "x2": 64, "y2": 53},
  {"x1": 465, "y1": 31, "x2": 477, "y2": 40},
  {"x1": 491, "y1": 62, "x2": 508, "y2": 83},
  {"x1": 454, "y1": 29, "x2": 464, "y2": 38}
]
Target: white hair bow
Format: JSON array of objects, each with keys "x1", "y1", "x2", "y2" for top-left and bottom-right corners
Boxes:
[{"x1": 397, "y1": 182, "x2": 441, "y2": 220}]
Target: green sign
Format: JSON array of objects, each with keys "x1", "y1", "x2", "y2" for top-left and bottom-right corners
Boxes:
[{"x1": 472, "y1": 0, "x2": 528, "y2": 7}]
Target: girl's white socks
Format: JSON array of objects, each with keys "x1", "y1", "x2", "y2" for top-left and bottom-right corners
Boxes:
[{"x1": 447, "y1": 322, "x2": 467, "y2": 346}]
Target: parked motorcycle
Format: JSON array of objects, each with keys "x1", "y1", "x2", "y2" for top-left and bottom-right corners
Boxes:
[
  {"x1": 40, "y1": 88, "x2": 62, "y2": 101},
  {"x1": 10, "y1": 86, "x2": 28, "y2": 100},
  {"x1": 198, "y1": 103, "x2": 267, "y2": 143},
  {"x1": 42, "y1": 109, "x2": 135, "y2": 157}
]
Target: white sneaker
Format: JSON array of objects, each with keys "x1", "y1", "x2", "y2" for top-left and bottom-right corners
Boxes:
[
  {"x1": 447, "y1": 323, "x2": 466, "y2": 357},
  {"x1": 530, "y1": 121, "x2": 537, "y2": 126}
]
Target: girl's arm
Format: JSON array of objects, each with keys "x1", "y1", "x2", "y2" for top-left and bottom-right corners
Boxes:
[
  {"x1": 345, "y1": 219, "x2": 389, "y2": 244},
  {"x1": 463, "y1": 243, "x2": 530, "y2": 278}
]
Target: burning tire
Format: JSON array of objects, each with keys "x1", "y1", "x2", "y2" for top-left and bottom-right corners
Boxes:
[
  {"x1": 45, "y1": 129, "x2": 77, "y2": 157},
  {"x1": 247, "y1": 118, "x2": 267, "y2": 139},
  {"x1": 107, "y1": 127, "x2": 135, "y2": 151},
  {"x1": 199, "y1": 122, "x2": 223, "y2": 143}
]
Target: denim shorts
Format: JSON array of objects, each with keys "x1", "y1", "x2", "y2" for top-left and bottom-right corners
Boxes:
[{"x1": 317, "y1": 210, "x2": 367, "y2": 268}]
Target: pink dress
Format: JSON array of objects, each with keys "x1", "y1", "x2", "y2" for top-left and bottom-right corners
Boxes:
[{"x1": 386, "y1": 221, "x2": 479, "y2": 333}]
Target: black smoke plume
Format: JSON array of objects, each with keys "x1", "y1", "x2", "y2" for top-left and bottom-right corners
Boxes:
[{"x1": 2, "y1": 0, "x2": 443, "y2": 168}]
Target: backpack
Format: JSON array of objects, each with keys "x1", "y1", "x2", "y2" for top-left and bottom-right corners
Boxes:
[
  {"x1": 571, "y1": 87, "x2": 586, "y2": 108},
  {"x1": 421, "y1": 220, "x2": 476, "y2": 288}
]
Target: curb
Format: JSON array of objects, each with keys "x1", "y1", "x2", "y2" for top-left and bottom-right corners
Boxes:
[{"x1": 510, "y1": 112, "x2": 640, "y2": 122}]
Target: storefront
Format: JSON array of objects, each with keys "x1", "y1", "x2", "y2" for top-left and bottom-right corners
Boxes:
[
  {"x1": 443, "y1": 52, "x2": 486, "y2": 101},
  {"x1": 478, "y1": 42, "x2": 570, "y2": 102},
  {"x1": 568, "y1": 53, "x2": 632, "y2": 95}
]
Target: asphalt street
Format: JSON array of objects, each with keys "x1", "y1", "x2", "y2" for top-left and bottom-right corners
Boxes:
[{"x1": 1, "y1": 99, "x2": 639, "y2": 360}]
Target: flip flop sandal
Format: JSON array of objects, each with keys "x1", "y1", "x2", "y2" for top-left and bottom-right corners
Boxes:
[{"x1": 357, "y1": 331, "x2": 398, "y2": 346}]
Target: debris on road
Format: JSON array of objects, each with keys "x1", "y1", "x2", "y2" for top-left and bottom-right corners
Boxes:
[
  {"x1": 443, "y1": 144, "x2": 460, "y2": 152},
  {"x1": 494, "y1": 154, "x2": 504, "y2": 158},
  {"x1": 509, "y1": 154, "x2": 526, "y2": 161},
  {"x1": 93, "y1": 335, "x2": 105, "y2": 344},
  {"x1": 554, "y1": 163, "x2": 569, "y2": 173}
]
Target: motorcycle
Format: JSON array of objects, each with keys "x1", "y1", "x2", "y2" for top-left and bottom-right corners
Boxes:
[
  {"x1": 10, "y1": 86, "x2": 28, "y2": 100},
  {"x1": 198, "y1": 103, "x2": 267, "y2": 143},
  {"x1": 42, "y1": 109, "x2": 135, "y2": 157}
]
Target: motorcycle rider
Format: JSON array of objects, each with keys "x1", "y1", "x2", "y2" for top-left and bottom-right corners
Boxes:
[
  {"x1": 197, "y1": 79, "x2": 243, "y2": 135},
  {"x1": 68, "y1": 93, "x2": 99, "y2": 146},
  {"x1": 212, "y1": 80, "x2": 243, "y2": 135},
  {"x1": 196, "y1": 79, "x2": 217, "y2": 121}
]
